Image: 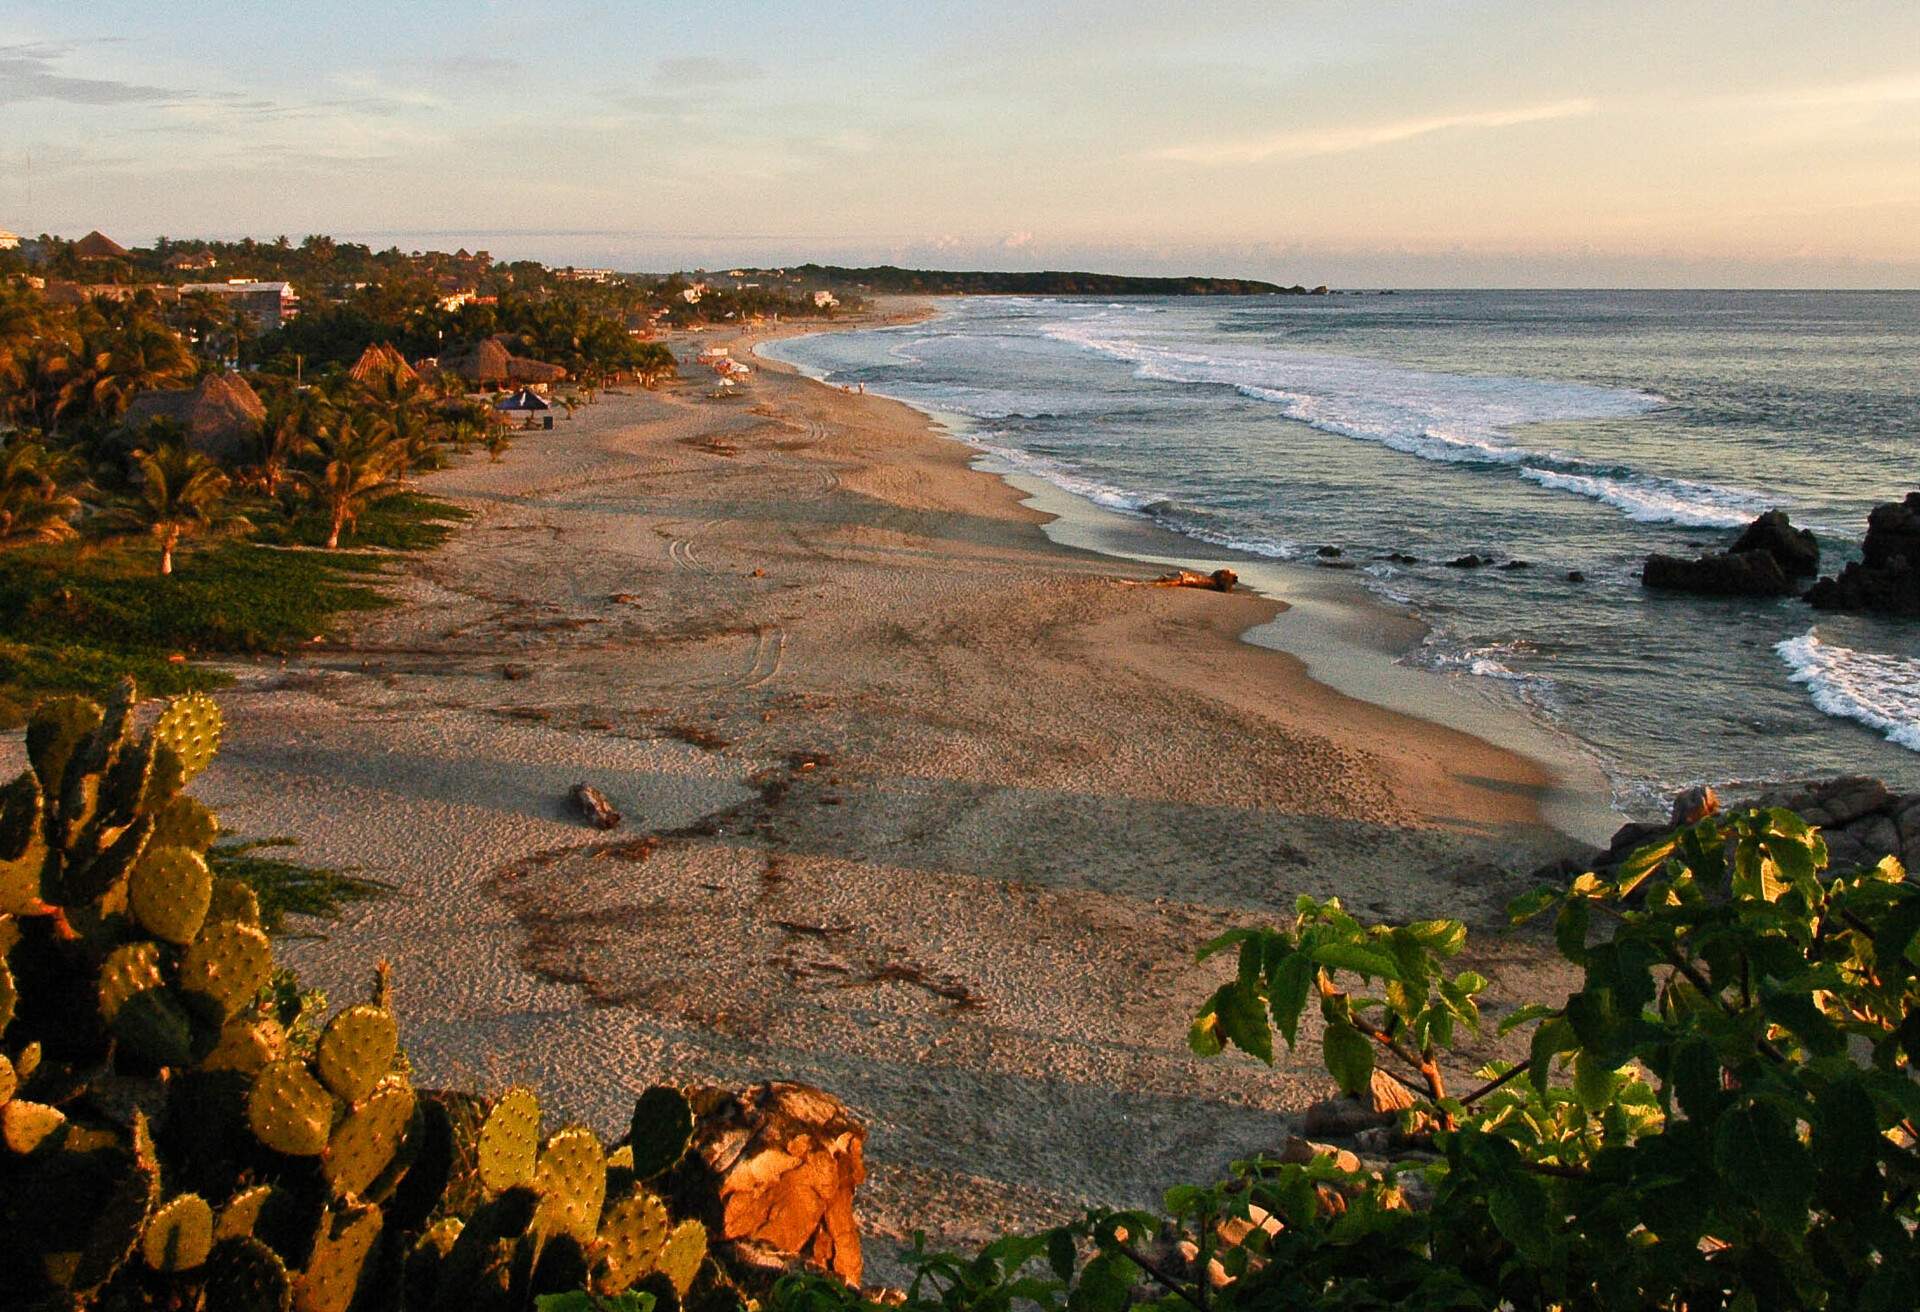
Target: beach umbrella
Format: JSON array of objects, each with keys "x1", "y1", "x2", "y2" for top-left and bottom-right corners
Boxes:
[{"x1": 494, "y1": 388, "x2": 552, "y2": 413}]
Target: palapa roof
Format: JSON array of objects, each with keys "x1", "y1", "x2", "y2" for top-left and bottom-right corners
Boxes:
[
  {"x1": 506, "y1": 356, "x2": 568, "y2": 385},
  {"x1": 439, "y1": 337, "x2": 513, "y2": 384},
  {"x1": 348, "y1": 342, "x2": 420, "y2": 387},
  {"x1": 73, "y1": 230, "x2": 130, "y2": 260},
  {"x1": 122, "y1": 373, "x2": 266, "y2": 463}
]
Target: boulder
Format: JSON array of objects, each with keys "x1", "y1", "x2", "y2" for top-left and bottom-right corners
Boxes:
[
  {"x1": 1806, "y1": 492, "x2": 1920, "y2": 617},
  {"x1": 1732, "y1": 510, "x2": 1820, "y2": 577},
  {"x1": 677, "y1": 1082, "x2": 866, "y2": 1287},
  {"x1": 1445, "y1": 554, "x2": 1488, "y2": 569},
  {"x1": 1642, "y1": 549, "x2": 1795, "y2": 597},
  {"x1": 1301, "y1": 1069, "x2": 1415, "y2": 1137}
]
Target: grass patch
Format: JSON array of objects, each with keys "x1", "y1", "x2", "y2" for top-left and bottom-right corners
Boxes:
[
  {"x1": 209, "y1": 837, "x2": 393, "y2": 936},
  {"x1": 253, "y1": 491, "x2": 473, "y2": 552},
  {"x1": 0, "y1": 491, "x2": 468, "y2": 725}
]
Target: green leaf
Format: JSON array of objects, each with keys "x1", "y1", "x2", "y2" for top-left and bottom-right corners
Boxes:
[
  {"x1": 1488, "y1": 1177, "x2": 1557, "y2": 1262},
  {"x1": 1047, "y1": 1226, "x2": 1078, "y2": 1283},
  {"x1": 1616, "y1": 837, "x2": 1678, "y2": 894},
  {"x1": 1188, "y1": 1009, "x2": 1223, "y2": 1058},
  {"x1": 1068, "y1": 1252, "x2": 1134, "y2": 1312},
  {"x1": 1498, "y1": 1002, "x2": 1560, "y2": 1036},
  {"x1": 1267, "y1": 951, "x2": 1313, "y2": 1048},
  {"x1": 1406, "y1": 919, "x2": 1467, "y2": 955},
  {"x1": 1323, "y1": 1019, "x2": 1375, "y2": 1094},
  {"x1": 1573, "y1": 1052, "x2": 1615, "y2": 1111},
  {"x1": 1713, "y1": 1100, "x2": 1814, "y2": 1232},
  {"x1": 1311, "y1": 941, "x2": 1401, "y2": 980},
  {"x1": 1215, "y1": 979, "x2": 1274, "y2": 1064}
]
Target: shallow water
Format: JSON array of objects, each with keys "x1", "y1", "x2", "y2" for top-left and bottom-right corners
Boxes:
[{"x1": 764, "y1": 291, "x2": 1920, "y2": 815}]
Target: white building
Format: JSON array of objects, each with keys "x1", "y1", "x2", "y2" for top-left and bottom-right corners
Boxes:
[
  {"x1": 178, "y1": 280, "x2": 300, "y2": 330},
  {"x1": 0, "y1": 230, "x2": 20, "y2": 251},
  {"x1": 812, "y1": 290, "x2": 838, "y2": 308}
]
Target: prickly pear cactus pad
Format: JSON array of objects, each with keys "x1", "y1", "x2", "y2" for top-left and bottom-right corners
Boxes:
[
  {"x1": 478, "y1": 1086, "x2": 541, "y2": 1193},
  {"x1": 204, "y1": 1235, "x2": 293, "y2": 1312},
  {"x1": 128, "y1": 845, "x2": 214, "y2": 945},
  {"x1": 533, "y1": 1126, "x2": 608, "y2": 1245},
  {"x1": 151, "y1": 795, "x2": 219, "y2": 854},
  {"x1": 626, "y1": 1085, "x2": 695, "y2": 1180},
  {"x1": 658, "y1": 1218, "x2": 708, "y2": 1296},
  {"x1": 142, "y1": 1193, "x2": 215, "y2": 1272},
  {"x1": 98, "y1": 940, "x2": 167, "y2": 1020},
  {"x1": 182, "y1": 920, "x2": 274, "y2": 1016},
  {"x1": 153, "y1": 692, "x2": 223, "y2": 783},
  {"x1": 2, "y1": 1097, "x2": 64, "y2": 1151},
  {"x1": 205, "y1": 1015, "x2": 286, "y2": 1075},
  {"x1": 596, "y1": 1190, "x2": 669, "y2": 1294},
  {"x1": 325, "y1": 1079, "x2": 417, "y2": 1199},
  {"x1": 217, "y1": 1185, "x2": 276, "y2": 1241},
  {"x1": 0, "y1": 772, "x2": 45, "y2": 914},
  {"x1": 296, "y1": 1204, "x2": 383, "y2": 1312},
  {"x1": 249, "y1": 1059, "x2": 339, "y2": 1157},
  {"x1": 315, "y1": 1004, "x2": 399, "y2": 1104}
]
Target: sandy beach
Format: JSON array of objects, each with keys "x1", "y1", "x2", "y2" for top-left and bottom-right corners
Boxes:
[{"x1": 43, "y1": 302, "x2": 1591, "y2": 1268}]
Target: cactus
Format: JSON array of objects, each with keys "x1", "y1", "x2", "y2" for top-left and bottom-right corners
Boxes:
[
  {"x1": 206, "y1": 1015, "x2": 287, "y2": 1075},
  {"x1": 293, "y1": 1203, "x2": 383, "y2": 1312},
  {"x1": 143, "y1": 1192, "x2": 215, "y2": 1272},
  {"x1": 0, "y1": 1051, "x2": 14, "y2": 1103},
  {"x1": 315, "y1": 1003, "x2": 398, "y2": 1104},
  {"x1": 533, "y1": 1125, "x2": 608, "y2": 1245},
  {"x1": 182, "y1": 920, "x2": 274, "y2": 1017},
  {"x1": 152, "y1": 794, "x2": 219, "y2": 854},
  {"x1": 478, "y1": 1086, "x2": 541, "y2": 1193},
  {"x1": 325, "y1": 1078, "x2": 416, "y2": 1199},
  {"x1": 659, "y1": 1218, "x2": 709, "y2": 1296},
  {"x1": 205, "y1": 1234, "x2": 294, "y2": 1312},
  {"x1": 626, "y1": 1084, "x2": 695, "y2": 1179},
  {"x1": 3, "y1": 1097, "x2": 65, "y2": 1151},
  {"x1": 596, "y1": 1190, "x2": 669, "y2": 1294},
  {"x1": 249, "y1": 1059, "x2": 339, "y2": 1157},
  {"x1": 0, "y1": 771, "x2": 45, "y2": 914},
  {"x1": 207, "y1": 876, "x2": 264, "y2": 928},
  {"x1": 218, "y1": 1184, "x2": 276, "y2": 1240},
  {"x1": 154, "y1": 691, "x2": 223, "y2": 783},
  {"x1": 129, "y1": 845, "x2": 214, "y2": 946},
  {"x1": 99, "y1": 941, "x2": 167, "y2": 1020},
  {"x1": 1, "y1": 954, "x2": 16, "y2": 1036},
  {"x1": 25, "y1": 696, "x2": 101, "y2": 809}
]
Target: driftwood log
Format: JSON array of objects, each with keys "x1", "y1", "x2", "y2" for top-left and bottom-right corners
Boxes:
[
  {"x1": 1134, "y1": 568, "x2": 1238, "y2": 592},
  {"x1": 674, "y1": 1082, "x2": 867, "y2": 1287},
  {"x1": 569, "y1": 782, "x2": 621, "y2": 830}
]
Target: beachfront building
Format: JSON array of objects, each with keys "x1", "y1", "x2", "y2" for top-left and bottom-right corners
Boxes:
[
  {"x1": 164, "y1": 249, "x2": 218, "y2": 272},
  {"x1": 0, "y1": 231, "x2": 20, "y2": 251},
  {"x1": 178, "y1": 279, "x2": 300, "y2": 331},
  {"x1": 813, "y1": 290, "x2": 838, "y2": 308},
  {"x1": 556, "y1": 267, "x2": 617, "y2": 284},
  {"x1": 73, "y1": 230, "x2": 130, "y2": 261}
]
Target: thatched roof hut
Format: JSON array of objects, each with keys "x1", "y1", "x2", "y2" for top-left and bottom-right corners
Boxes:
[
  {"x1": 349, "y1": 342, "x2": 420, "y2": 388},
  {"x1": 122, "y1": 373, "x2": 266, "y2": 463},
  {"x1": 438, "y1": 337, "x2": 513, "y2": 385},
  {"x1": 74, "y1": 230, "x2": 130, "y2": 261},
  {"x1": 437, "y1": 336, "x2": 568, "y2": 388}
]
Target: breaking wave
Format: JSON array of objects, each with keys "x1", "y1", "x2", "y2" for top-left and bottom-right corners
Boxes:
[{"x1": 1776, "y1": 630, "x2": 1920, "y2": 752}]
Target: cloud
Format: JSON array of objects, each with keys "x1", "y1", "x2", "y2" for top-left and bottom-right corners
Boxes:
[
  {"x1": 0, "y1": 40, "x2": 196, "y2": 106},
  {"x1": 1780, "y1": 73, "x2": 1920, "y2": 109},
  {"x1": 1001, "y1": 230, "x2": 1035, "y2": 249},
  {"x1": 651, "y1": 56, "x2": 762, "y2": 89},
  {"x1": 1152, "y1": 99, "x2": 1597, "y2": 165}
]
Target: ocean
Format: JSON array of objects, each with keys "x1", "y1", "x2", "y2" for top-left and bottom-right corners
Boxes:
[{"x1": 762, "y1": 291, "x2": 1920, "y2": 817}]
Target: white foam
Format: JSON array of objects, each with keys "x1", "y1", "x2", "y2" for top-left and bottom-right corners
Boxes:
[
  {"x1": 1777, "y1": 630, "x2": 1920, "y2": 752},
  {"x1": 1038, "y1": 315, "x2": 1774, "y2": 529}
]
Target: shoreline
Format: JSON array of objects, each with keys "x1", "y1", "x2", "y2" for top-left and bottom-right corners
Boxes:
[
  {"x1": 7, "y1": 304, "x2": 1595, "y2": 1269},
  {"x1": 754, "y1": 302, "x2": 1617, "y2": 846}
]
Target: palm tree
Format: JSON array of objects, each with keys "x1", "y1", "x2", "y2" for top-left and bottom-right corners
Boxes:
[
  {"x1": 102, "y1": 442, "x2": 246, "y2": 575},
  {"x1": 305, "y1": 418, "x2": 405, "y2": 550},
  {"x1": 64, "y1": 305, "x2": 196, "y2": 424},
  {"x1": 0, "y1": 440, "x2": 84, "y2": 547},
  {"x1": 250, "y1": 388, "x2": 330, "y2": 497}
]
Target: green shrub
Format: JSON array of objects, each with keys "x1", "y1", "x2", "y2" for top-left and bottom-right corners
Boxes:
[{"x1": 770, "y1": 807, "x2": 1920, "y2": 1311}]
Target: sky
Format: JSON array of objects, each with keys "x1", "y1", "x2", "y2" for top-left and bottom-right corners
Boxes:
[{"x1": 3, "y1": 1, "x2": 1918, "y2": 287}]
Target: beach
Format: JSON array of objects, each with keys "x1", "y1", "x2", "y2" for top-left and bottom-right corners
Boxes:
[{"x1": 132, "y1": 302, "x2": 1588, "y2": 1267}]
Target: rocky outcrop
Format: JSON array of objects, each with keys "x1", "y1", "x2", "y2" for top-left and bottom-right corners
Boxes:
[
  {"x1": 1545, "y1": 776, "x2": 1920, "y2": 885},
  {"x1": 675, "y1": 1082, "x2": 866, "y2": 1287},
  {"x1": 1642, "y1": 549, "x2": 1795, "y2": 596},
  {"x1": 1732, "y1": 510, "x2": 1820, "y2": 578},
  {"x1": 1805, "y1": 492, "x2": 1920, "y2": 618},
  {"x1": 1642, "y1": 509, "x2": 1820, "y2": 598}
]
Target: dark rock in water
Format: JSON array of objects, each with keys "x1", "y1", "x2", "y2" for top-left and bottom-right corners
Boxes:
[
  {"x1": 1498, "y1": 559, "x2": 1532, "y2": 571},
  {"x1": 1732, "y1": 510, "x2": 1820, "y2": 577},
  {"x1": 1670, "y1": 784, "x2": 1720, "y2": 827},
  {"x1": 1315, "y1": 558, "x2": 1356, "y2": 570},
  {"x1": 1316, "y1": 545, "x2": 1343, "y2": 558},
  {"x1": 1805, "y1": 491, "x2": 1920, "y2": 617},
  {"x1": 1445, "y1": 554, "x2": 1488, "y2": 569},
  {"x1": 1382, "y1": 551, "x2": 1419, "y2": 564},
  {"x1": 1566, "y1": 570, "x2": 1587, "y2": 583},
  {"x1": 1642, "y1": 549, "x2": 1795, "y2": 596}
]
